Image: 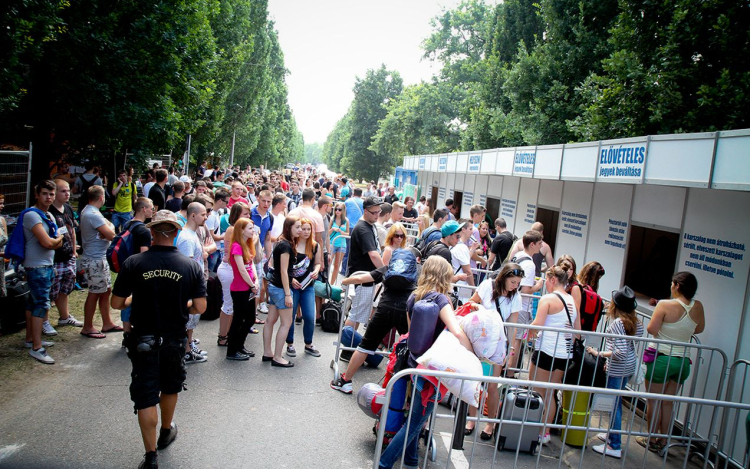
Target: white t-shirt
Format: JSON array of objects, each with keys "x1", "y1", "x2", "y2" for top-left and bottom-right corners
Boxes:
[
  {"x1": 143, "y1": 182, "x2": 155, "y2": 198},
  {"x1": 451, "y1": 242, "x2": 472, "y2": 300},
  {"x1": 475, "y1": 278, "x2": 523, "y2": 321},
  {"x1": 514, "y1": 252, "x2": 537, "y2": 315},
  {"x1": 205, "y1": 210, "x2": 221, "y2": 250},
  {"x1": 176, "y1": 227, "x2": 203, "y2": 266},
  {"x1": 270, "y1": 211, "x2": 285, "y2": 239}
]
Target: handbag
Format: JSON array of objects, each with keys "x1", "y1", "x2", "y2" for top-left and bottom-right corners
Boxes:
[
  {"x1": 643, "y1": 346, "x2": 657, "y2": 363},
  {"x1": 554, "y1": 292, "x2": 585, "y2": 367}
]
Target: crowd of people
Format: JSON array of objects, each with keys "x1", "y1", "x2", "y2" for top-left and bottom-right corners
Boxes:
[{"x1": 0, "y1": 161, "x2": 706, "y2": 468}]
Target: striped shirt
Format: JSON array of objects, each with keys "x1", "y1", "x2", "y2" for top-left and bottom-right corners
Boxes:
[{"x1": 605, "y1": 318, "x2": 645, "y2": 377}]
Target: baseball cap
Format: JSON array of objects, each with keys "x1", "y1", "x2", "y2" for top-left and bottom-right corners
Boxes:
[
  {"x1": 179, "y1": 175, "x2": 192, "y2": 183},
  {"x1": 441, "y1": 220, "x2": 468, "y2": 238},
  {"x1": 363, "y1": 196, "x2": 383, "y2": 210},
  {"x1": 145, "y1": 210, "x2": 182, "y2": 231}
]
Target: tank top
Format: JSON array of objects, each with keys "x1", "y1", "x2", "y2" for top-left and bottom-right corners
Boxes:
[
  {"x1": 536, "y1": 292, "x2": 577, "y2": 359},
  {"x1": 654, "y1": 299, "x2": 697, "y2": 357}
]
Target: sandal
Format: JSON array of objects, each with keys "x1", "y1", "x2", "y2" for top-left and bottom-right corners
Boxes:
[
  {"x1": 217, "y1": 335, "x2": 228, "y2": 347},
  {"x1": 255, "y1": 318, "x2": 266, "y2": 325},
  {"x1": 250, "y1": 327, "x2": 260, "y2": 334},
  {"x1": 636, "y1": 436, "x2": 663, "y2": 453}
]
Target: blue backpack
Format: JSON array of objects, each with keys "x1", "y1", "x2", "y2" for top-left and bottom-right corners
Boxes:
[
  {"x1": 4, "y1": 208, "x2": 58, "y2": 264},
  {"x1": 106, "y1": 219, "x2": 143, "y2": 273},
  {"x1": 407, "y1": 293, "x2": 441, "y2": 356},
  {"x1": 384, "y1": 249, "x2": 418, "y2": 288}
]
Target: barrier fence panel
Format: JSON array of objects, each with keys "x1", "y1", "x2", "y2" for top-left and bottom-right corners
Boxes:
[
  {"x1": 0, "y1": 147, "x2": 33, "y2": 223},
  {"x1": 718, "y1": 359, "x2": 750, "y2": 469},
  {"x1": 373, "y1": 367, "x2": 749, "y2": 469}
]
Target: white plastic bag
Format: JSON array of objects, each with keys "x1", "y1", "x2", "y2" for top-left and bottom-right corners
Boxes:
[
  {"x1": 460, "y1": 307, "x2": 507, "y2": 364},
  {"x1": 416, "y1": 331, "x2": 483, "y2": 407}
]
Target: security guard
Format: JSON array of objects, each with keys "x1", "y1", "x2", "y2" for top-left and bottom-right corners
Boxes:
[{"x1": 111, "y1": 210, "x2": 207, "y2": 469}]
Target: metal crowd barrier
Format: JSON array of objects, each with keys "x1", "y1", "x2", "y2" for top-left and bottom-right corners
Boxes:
[
  {"x1": 718, "y1": 359, "x2": 750, "y2": 469},
  {"x1": 373, "y1": 365, "x2": 748, "y2": 469}
]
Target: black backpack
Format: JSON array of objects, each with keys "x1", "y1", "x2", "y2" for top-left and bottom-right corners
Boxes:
[
  {"x1": 77, "y1": 175, "x2": 98, "y2": 212},
  {"x1": 413, "y1": 226, "x2": 438, "y2": 254},
  {"x1": 420, "y1": 239, "x2": 449, "y2": 261},
  {"x1": 320, "y1": 300, "x2": 342, "y2": 333}
]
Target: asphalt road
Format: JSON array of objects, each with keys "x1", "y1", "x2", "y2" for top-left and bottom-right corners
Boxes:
[{"x1": 0, "y1": 319, "x2": 384, "y2": 469}]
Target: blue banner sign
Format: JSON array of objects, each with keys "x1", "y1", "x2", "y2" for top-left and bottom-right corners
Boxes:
[
  {"x1": 598, "y1": 143, "x2": 647, "y2": 182},
  {"x1": 513, "y1": 150, "x2": 535, "y2": 177},
  {"x1": 438, "y1": 156, "x2": 447, "y2": 171},
  {"x1": 468, "y1": 154, "x2": 481, "y2": 172}
]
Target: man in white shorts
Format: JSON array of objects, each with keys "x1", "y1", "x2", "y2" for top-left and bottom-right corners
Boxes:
[
  {"x1": 510, "y1": 230, "x2": 544, "y2": 371},
  {"x1": 345, "y1": 197, "x2": 384, "y2": 330}
]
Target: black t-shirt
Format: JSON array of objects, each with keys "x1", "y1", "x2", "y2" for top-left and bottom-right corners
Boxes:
[
  {"x1": 370, "y1": 266, "x2": 415, "y2": 311},
  {"x1": 127, "y1": 220, "x2": 152, "y2": 252},
  {"x1": 165, "y1": 197, "x2": 182, "y2": 213},
  {"x1": 290, "y1": 243, "x2": 318, "y2": 281},
  {"x1": 149, "y1": 184, "x2": 166, "y2": 212},
  {"x1": 49, "y1": 203, "x2": 76, "y2": 263},
  {"x1": 112, "y1": 245, "x2": 206, "y2": 337},
  {"x1": 403, "y1": 208, "x2": 418, "y2": 219},
  {"x1": 384, "y1": 194, "x2": 399, "y2": 204},
  {"x1": 347, "y1": 219, "x2": 380, "y2": 282},
  {"x1": 425, "y1": 240, "x2": 452, "y2": 265},
  {"x1": 490, "y1": 231, "x2": 514, "y2": 270},
  {"x1": 270, "y1": 240, "x2": 295, "y2": 288}
]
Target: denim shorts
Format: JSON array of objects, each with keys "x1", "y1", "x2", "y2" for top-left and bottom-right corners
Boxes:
[
  {"x1": 25, "y1": 265, "x2": 54, "y2": 318},
  {"x1": 267, "y1": 284, "x2": 289, "y2": 309},
  {"x1": 332, "y1": 244, "x2": 347, "y2": 254}
]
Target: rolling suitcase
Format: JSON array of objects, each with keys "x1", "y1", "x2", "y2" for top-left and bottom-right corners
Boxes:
[{"x1": 496, "y1": 389, "x2": 544, "y2": 454}]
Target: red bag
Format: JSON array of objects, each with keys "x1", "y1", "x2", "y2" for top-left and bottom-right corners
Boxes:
[{"x1": 577, "y1": 284, "x2": 604, "y2": 331}]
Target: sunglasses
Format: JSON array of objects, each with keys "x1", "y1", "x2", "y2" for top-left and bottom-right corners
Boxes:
[
  {"x1": 367, "y1": 209, "x2": 381, "y2": 215},
  {"x1": 508, "y1": 268, "x2": 525, "y2": 277},
  {"x1": 335, "y1": 208, "x2": 342, "y2": 212},
  {"x1": 393, "y1": 234, "x2": 405, "y2": 239}
]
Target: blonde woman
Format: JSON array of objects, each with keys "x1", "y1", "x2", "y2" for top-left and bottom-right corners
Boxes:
[
  {"x1": 381, "y1": 222, "x2": 407, "y2": 265},
  {"x1": 329, "y1": 202, "x2": 349, "y2": 285},
  {"x1": 226, "y1": 218, "x2": 259, "y2": 361},
  {"x1": 379, "y1": 256, "x2": 472, "y2": 469}
]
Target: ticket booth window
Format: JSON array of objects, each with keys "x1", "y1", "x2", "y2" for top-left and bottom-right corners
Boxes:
[
  {"x1": 623, "y1": 226, "x2": 679, "y2": 301},
  {"x1": 486, "y1": 197, "x2": 501, "y2": 236},
  {"x1": 452, "y1": 191, "x2": 463, "y2": 218},
  {"x1": 430, "y1": 187, "x2": 438, "y2": 213},
  {"x1": 535, "y1": 207, "x2": 559, "y2": 255}
]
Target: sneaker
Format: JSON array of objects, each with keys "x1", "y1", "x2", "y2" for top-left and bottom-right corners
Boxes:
[
  {"x1": 184, "y1": 350, "x2": 207, "y2": 364},
  {"x1": 330, "y1": 375, "x2": 353, "y2": 394},
  {"x1": 286, "y1": 345, "x2": 297, "y2": 357},
  {"x1": 190, "y1": 338, "x2": 201, "y2": 345},
  {"x1": 226, "y1": 351, "x2": 250, "y2": 361},
  {"x1": 304, "y1": 346, "x2": 321, "y2": 357},
  {"x1": 258, "y1": 302, "x2": 269, "y2": 314},
  {"x1": 42, "y1": 321, "x2": 58, "y2": 336},
  {"x1": 57, "y1": 315, "x2": 83, "y2": 327},
  {"x1": 157, "y1": 422, "x2": 178, "y2": 450},
  {"x1": 138, "y1": 451, "x2": 158, "y2": 469},
  {"x1": 190, "y1": 341, "x2": 208, "y2": 357},
  {"x1": 240, "y1": 348, "x2": 255, "y2": 357},
  {"x1": 29, "y1": 347, "x2": 55, "y2": 364},
  {"x1": 597, "y1": 432, "x2": 608, "y2": 442},
  {"x1": 295, "y1": 316, "x2": 302, "y2": 324},
  {"x1": 593, "y1": 444, "x2": 621, "y2": 459},
  {"x1": 24, "y1": 340, "x2": 54, "y2": 348},
  {"x1": 539, "y1": 433, "x2": 551, "y2": 445}
]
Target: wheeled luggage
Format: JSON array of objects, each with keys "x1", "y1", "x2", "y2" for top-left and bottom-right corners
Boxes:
[{"x1": 496, "y1": 389, "x2": 544, "y2": 454}]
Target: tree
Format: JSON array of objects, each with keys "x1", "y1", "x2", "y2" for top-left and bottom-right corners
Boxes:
[
  {"x1": 370, "y1": 81, "x2": 462, "y2": 158},
  {"x1": 304, "y1": 142, "x2": 323, "y2": 165},
  {"x1": 338, "y1": 65, "x2": 403, "y2": 181},
  {"x1": 570, "y1": 0, "x2": 750, "y2": 140}
]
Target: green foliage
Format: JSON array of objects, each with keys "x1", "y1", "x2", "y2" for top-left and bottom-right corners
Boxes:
[
  {"x1": 0, "y1": 0, "x2": 302, "y2": 172},
  {"x1": 304, "y1": 142, "x2": 323, "y2": 165}
]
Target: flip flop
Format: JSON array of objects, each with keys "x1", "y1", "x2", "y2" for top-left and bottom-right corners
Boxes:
[
  {"x1": 255, "y1": 319, "x2": 266, "y2": 325},
  {"x1": 102, "y1": 325, "x2": 124, "y2": 333},
  {"x1": 80, "y1": 331, "x2": 106, "y2": 339},
  {"x1": 250, "y1": 327, "x2": 260, "y2": 334}
]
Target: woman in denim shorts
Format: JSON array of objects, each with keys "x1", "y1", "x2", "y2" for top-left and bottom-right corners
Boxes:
[
  {"x1": 329, "y1": 202, "x2": 348, "y2": 285},
  {"x1": 262, "y1": 216, "x2": 301, "y2": 367}
]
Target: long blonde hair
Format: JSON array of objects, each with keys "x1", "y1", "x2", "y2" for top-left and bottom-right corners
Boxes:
[
  {"x1": 231, "y1": 218, "x2": 256, "y2": 263},
  {"x1": 385, "y1": 222, "x2": 407, "y2": 248},
  {"x1": 413, "y1": 256, "x2": 453, "y2": 301}
]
